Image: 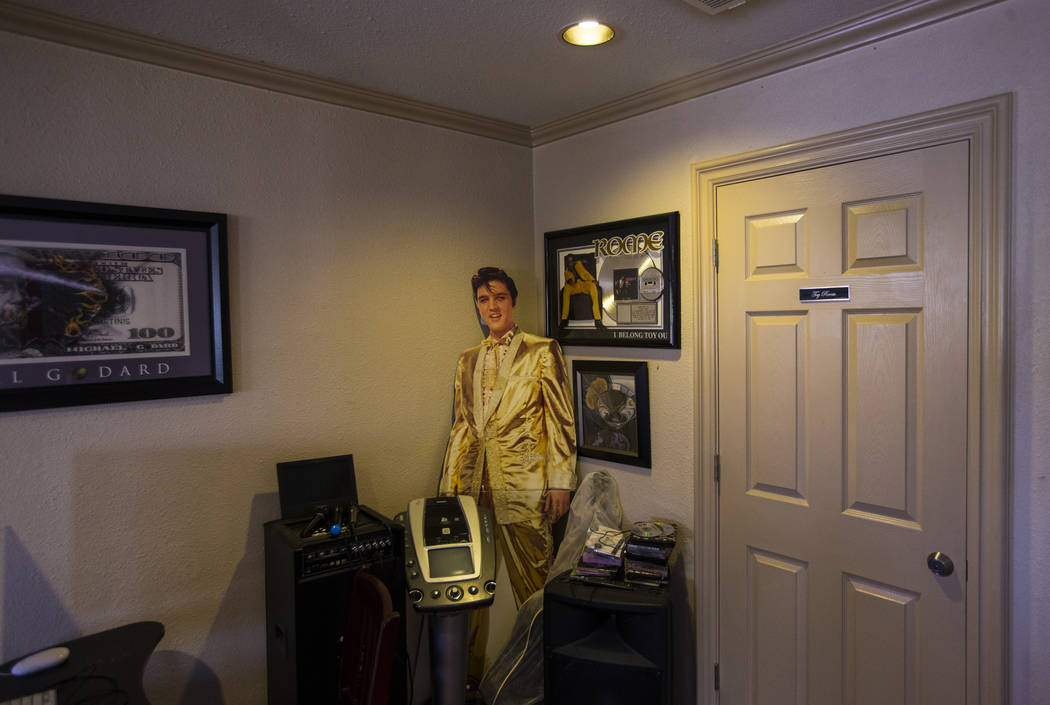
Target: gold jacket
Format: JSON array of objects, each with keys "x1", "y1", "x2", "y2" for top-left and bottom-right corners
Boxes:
[{"x1": 439, "y1": 329, "x2": 577, "y2": 524}]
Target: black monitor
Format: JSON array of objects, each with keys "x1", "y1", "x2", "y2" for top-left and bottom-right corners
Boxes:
[{"x1": 276, "y1": 453, "x2": 358, "y2": 520}]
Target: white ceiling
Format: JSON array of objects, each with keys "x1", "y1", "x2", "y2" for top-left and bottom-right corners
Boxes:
[{"x1": 1, "y1": 0, "x2": 997, "y2": 143}]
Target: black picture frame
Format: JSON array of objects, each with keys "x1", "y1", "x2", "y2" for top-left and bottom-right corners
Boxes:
[
  {"x1": 572, "y1": 359, "x2": 651, "y2": 468},
  {"x1": 545, "y1": 212, "x2": 680, "y2": 348},
  {"x1": 0, "y1": 194, "x2": 232, "y2": 412}
]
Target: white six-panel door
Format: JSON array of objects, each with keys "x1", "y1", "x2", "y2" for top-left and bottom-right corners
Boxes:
[{"x1": 716, "y1": 141, "x2": 970, "y2": 705}]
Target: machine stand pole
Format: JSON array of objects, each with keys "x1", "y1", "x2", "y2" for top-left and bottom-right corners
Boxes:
[{"x1": 429, "y1": 611, "x2": 470, "y2": 705}]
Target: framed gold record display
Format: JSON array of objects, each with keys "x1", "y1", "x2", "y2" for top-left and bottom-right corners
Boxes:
[
  {"x1": 544, "y1": 212, "x2": 680, "y2": 348},
  {"x1": 572, "y1": 359, "x2": 651, "y2": 468}
]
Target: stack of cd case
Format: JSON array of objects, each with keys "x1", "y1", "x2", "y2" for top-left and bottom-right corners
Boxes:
[
  {"x1": 573, "y1": 524, "x2": 628, "y2": 579},
  {"x1": 624, "y1": 520, "x2": 676, "y2": 587}
]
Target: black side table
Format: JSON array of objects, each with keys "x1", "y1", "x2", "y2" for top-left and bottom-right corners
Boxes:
[
  {"x1": 0, "y1": 621, "x2": 164, "y2": 705},
  {"x1": 543, "y1": 573, "x2": 672, "y2": 705}
]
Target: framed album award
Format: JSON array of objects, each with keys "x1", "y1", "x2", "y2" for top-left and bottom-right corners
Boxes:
[
  {"x1": 544, "y1": 212, "x2": 680, "y2": 348},
  {"x1": 572, "y1": 359, "x2": 651, "y2": 468}
]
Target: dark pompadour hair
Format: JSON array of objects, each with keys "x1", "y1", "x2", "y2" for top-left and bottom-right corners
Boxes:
[{"x1": 471, "y1": 267, "x2": 518, "y2": 304}]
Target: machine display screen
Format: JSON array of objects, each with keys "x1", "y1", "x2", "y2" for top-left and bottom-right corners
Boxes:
[{"x1": 428, "y1": 546, "x2": 474, "y2": 578}]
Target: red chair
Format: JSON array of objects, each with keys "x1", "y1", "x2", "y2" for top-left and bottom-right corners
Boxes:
[{"x1": 339, "y1": 569, "x2": 401, "y2": 705}]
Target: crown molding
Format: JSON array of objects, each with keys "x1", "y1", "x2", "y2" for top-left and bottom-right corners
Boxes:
[
  {"x1": 0, "y1": 0, "x2": 534, "y2": 146},
  {"x1": 530, "y1": 0, "x2": 1004, "y2": 146},
  {"x1": 0, "y1": 0, "x2": 1002, "y2": 149}
]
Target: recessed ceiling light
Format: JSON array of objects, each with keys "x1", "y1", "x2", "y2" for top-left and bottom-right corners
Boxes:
[{"x1": 561, "y1": 20, "x2": 615, "y2": 47}]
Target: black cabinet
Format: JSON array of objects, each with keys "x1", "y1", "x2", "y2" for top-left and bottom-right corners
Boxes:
[
  {"x1": 544, "y1": 573, "x2": 672, "y2": 705},
  {"x1": 264, "y1": 507, "x2": 406, "y2": 705}
]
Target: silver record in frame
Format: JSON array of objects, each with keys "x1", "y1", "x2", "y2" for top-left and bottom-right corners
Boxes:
[
  {"x1": 544, "y1": 212, "x2": 680, "y2": 348},
  {"x1": 598, "y1": 252, "x2": 663, "y2": 326}
]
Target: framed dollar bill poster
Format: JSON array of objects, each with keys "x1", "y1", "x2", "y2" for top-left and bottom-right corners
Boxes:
[
  {"x1": 0, "y1": 194, "x2": 232, "y2": 412},
  {"x1": 544, "y1": 212, "x2": 680, "y2": 348},
  {"x1": 572, "y1": 359, "x2": 651, "y2": 468}
]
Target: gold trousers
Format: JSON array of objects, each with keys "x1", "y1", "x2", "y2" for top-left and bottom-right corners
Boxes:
[{"x1": 467, "y1": 484, "x2": 552, "y2": 684}]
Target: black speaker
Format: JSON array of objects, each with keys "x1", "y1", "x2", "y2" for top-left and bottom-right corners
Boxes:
[
  {"x1": 544, "y1": 573, "x2": 672, "y2": 705},
  {"x1": 264, "y1": 507, "x2": 406, "y2": 705}
]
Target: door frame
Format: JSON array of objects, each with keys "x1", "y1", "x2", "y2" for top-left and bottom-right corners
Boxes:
[{"x1": 692, "y1": 94, "x2": 1012, "y2": 705}]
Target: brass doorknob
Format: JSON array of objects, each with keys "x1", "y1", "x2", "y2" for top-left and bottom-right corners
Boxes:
[{"x1": 927, "y1": 551, "x2": 955, "y2": 577}]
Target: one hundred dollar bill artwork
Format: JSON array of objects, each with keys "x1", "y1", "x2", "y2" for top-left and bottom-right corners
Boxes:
[{"x1": 0, "y1": 242, "x2": 190, "y2": 363}]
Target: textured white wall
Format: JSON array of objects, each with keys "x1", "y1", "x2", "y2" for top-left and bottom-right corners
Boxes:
[
  {"x1": 2, "y1": 1, "x2": 1048, "y2": 703},
  {"x1": 533, "y1": 0, "x2": 1049, "y2": 702},
  {"x1": 0, "y1": 32, "x2": 534, "y2": 704}
]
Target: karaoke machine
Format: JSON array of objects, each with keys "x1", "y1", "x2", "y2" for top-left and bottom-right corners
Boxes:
[
  {"x1": 397, "y1": 496, "x2": 496, "y2": 612},
  {"x1": 396, "y1": 496, "x2": 496, "y2": 705}
]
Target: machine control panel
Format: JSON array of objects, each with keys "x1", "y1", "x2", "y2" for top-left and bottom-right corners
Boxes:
[{"x1": 396, "y1": 496, "x2": 495, "y2": 612}]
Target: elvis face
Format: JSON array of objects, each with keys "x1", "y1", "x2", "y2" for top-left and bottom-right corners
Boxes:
[{"x1": 475, "y1": 279, "x2": 516, "y2": 339}]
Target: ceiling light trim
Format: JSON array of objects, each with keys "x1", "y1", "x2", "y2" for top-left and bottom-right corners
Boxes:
[
  {"x1": 561, "y1": 20, "x2": 615, "y2": 47},
  {"x1": 0, "y1": 0, "x2": 533, "y2": 146},
  {"x1": 532, "y1": 0, "x2": 1005, "y2": 145},
  {"x1": 0, "y1": 0, "x2": 1005, "y2": 148}
]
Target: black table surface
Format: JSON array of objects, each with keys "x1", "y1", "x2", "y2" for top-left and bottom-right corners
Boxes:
[
  {"x1": 545, "y1": 570, "x2": 671, "y2": 608},
  {"x1": 0, "y1": 621, "x2": 164, "y2": 705}
]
